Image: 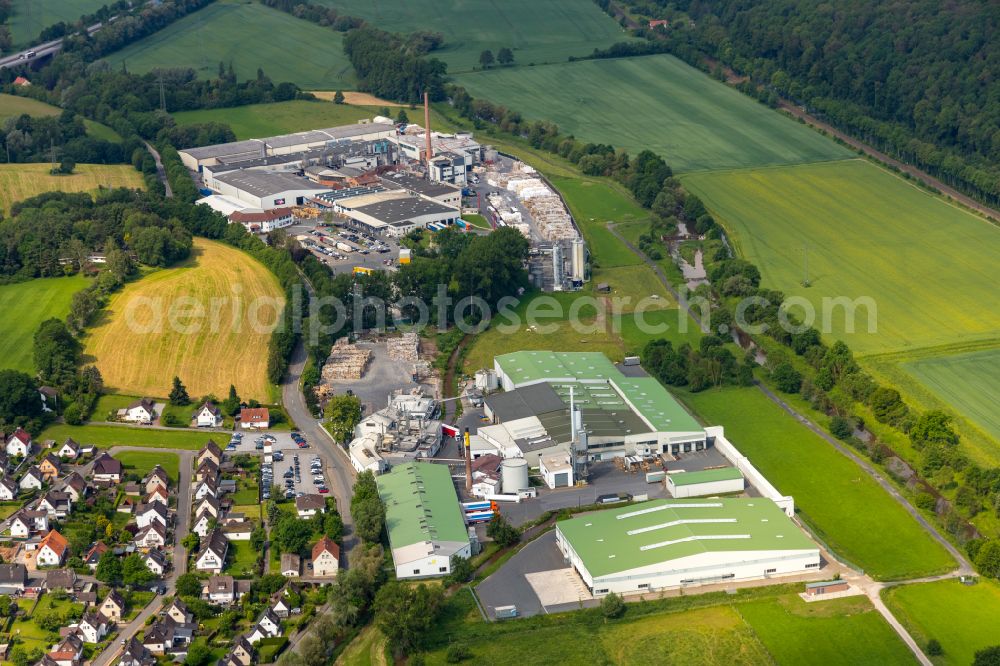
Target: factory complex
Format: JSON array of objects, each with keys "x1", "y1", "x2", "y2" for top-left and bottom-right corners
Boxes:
[{"x1": 556, "y1": 498, "x2": 819, "y2": 596}]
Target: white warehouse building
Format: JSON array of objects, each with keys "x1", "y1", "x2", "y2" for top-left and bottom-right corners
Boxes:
[
  {"x1": 666, "y1": 467, "x2": 745, "y2": 498},
  {"x1": 556, "y1": 498, "x2": 820, "y2": 596},
  {"x1": 211, "y1": 170, "x2": 330, "y2": 210}
]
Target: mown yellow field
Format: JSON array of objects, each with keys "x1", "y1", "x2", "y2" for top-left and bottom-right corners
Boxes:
[
  {"x1": 85, "y1": 238, "x2": 285, "y2": 401},
  {"x1": 0, "y1": 163, "x2": 143, "y2": 212}
]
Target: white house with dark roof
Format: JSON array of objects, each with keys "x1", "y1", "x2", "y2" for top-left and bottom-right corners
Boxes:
[
  {"x1": 195, "y1": 529, "x2": 228, "y2": 573},
  {"x1": 100, "y1": 589, "x2": 126, "y2": 622},
  {"x1": 143, "y1": 466, "x2": 169, "y2": 494},
  {"x1": 91, "y1": 453, "x2": 123, "y2": 484},
  {"x1": 143, "y1": 549, "x2": 167, "y2": 576},
  {"x1": 76, "y1": 611, "x2": 108, "y2": 643},
  {"x1": 196, "y1": 403, "x2": 223, "y2": 428},
  {"x1": 58, "y1": 472, "x2": 88, "y2": 502},
  {"x1": 19, "y1": 465, "x2": 44, "y2": 490},
  {"x1": 0, "y1": 476, "x2": 16, "y2": 501},
  {"x1": 134, "y1": 502, "x2": 168, "y2": 529},
  {"x1": 134, "y1": 522, "x2": 168, "y2": 549},
  {"x1": 193, "y1": 478, "x2": 218, "y2": 501},
  {"x1": 57, "y1": 438, "x2": 80, "y2": 460},
  {"x1": 122, "y1": 399, "x2": 156, "y2": 424}
]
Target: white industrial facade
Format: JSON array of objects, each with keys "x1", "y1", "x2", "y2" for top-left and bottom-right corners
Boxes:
[{"x1": 666, "y1": 469, "x2": 745, "y2": 498}]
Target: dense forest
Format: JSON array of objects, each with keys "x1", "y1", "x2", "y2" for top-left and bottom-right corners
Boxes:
[
  {"x1": 612, "y1": 0, "x2": 1000, "y2": 205},
  {"x1": 344, "y1": 26, "x2": 447, "y2": 103}
]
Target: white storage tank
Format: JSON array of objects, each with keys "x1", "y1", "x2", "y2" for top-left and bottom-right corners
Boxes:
[
  {"x1": 501, "y1": 458, "x2": 529, "y2": 494},
  {"x1": 475, "y1": 369, "x2": 499, "y2": 392},
  {"x1": 571, "y1": 238, "x2": 586, "y2": 282}
]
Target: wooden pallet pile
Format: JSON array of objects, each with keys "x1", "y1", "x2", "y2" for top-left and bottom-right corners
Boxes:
[
  {"x1": 387, "y1": 332, "x2": 420, "y2": 362},
  {"x1": 321, "y1": 338, "x2": 371, "y2": 380}
]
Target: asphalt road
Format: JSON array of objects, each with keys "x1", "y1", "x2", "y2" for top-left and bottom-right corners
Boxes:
[{"x1": 0, "y1": 23, "x2": 103, "y2": 69}]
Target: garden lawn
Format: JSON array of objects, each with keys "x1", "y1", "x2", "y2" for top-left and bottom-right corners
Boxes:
[
  {"x1": 882, "y1": 579, "x2": 1000, "y2": 666},
  {"x1": 681, "y1": 386, "x2": 955, "y2": 579},
  {"x1": 256, "y1": 637, "x2": 288, "y2": 663},
  {"x1": 739, "y1": 594, "x2": 915, "y2": 665},
  {"x1": 682, "y1": 159, "x2": 1000, "y2": 355},
  {"x1": 456, "y1": 55, "x2": 851, "y2": 173},
  {"x1": 314, "y1": 0, "x2": 631, "y2": 73},
  {"x1": 116, "y1": 450, "x2": 179, "y2": 484},
  {"x1": 0, "y1": 164, "x2": 144, "y2": 217},
  {"x1": 40, "y1": 424, "x2": 212, "y2": 451},
  {"x1": 902, "y1": 348, "x2": 1000, "y2": 442},
  {"x1": 104, "y1": 0, "x2": 354, "y2": 89},
  {"x1": 0, "y1": 274, "x2": 89, "y2": 373},
  {"x1": 225, "y1": 541, "x2": 260, "y2": 577}
]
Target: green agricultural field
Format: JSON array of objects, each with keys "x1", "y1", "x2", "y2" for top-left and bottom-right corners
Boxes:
[
  {"x1": 40, "y1": 424, "x2": 213, "y2": 451},
  {"x1": 0, "y1": 275, "x2": 89, "y2": 373},
  {"x1": 740, "y1": 595, "x2": 914, "y2": 665},
  {"x1": 116, "y1": 450, "x2": 180, "y2": 484},
  {"x1": 683, "y1": 159, "x2": 1000, "y2": 355},
  {"x1": 455, "y1": 55, "x2": 852, "y2": 172},
  {"x1": 0, "y1": 93, "x2": 121, "y2": 140},
  {"x1": 903, "y1": 348, "x2": 1000, "y2": 441},
  {"x1": 104, "y1": 0, "x2": 354, "y2": 89},
  {"x1": 681, "y1": 386, "x2": 955, "y2": 579},
  {"x1": 549, "y1": 176, "x2": 646, "y2": 268},
  {"x1": 7, "y1": 0, "x2": 106, "y2": 45},
  {"x1": 883, "y1": 579, "x2": 1000, "y2": 666},
  {"x1": 314, "y1": 0, "x2": 631, "y2": 73},
  {"x1": 173, "y1": 100, "x2": 379, "y2": 140},
  {"x1": 0, "y1": 163, "x2": 143, "y2": 213}
]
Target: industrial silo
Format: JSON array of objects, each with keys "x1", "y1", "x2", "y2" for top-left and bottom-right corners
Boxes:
[{"x1": 501, "y1": 458, "x2": 530, "y2": 494}]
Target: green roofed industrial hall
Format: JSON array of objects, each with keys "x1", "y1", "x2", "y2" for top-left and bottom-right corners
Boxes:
[
  {"x1": 376, "y1": 462, "x2": 471, "y2": 579},
  {"x1": 556, "y1": 498, "x2": 819, "y2": 596}
]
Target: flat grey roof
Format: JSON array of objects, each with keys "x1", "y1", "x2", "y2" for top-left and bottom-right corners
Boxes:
[
  {"x1": 321, "y1": 123, "x2": 395, "y2": 139},
  {"x1": 381, "y1": 172, "x2": 461, "y2": 198},
  {"x1": 485, "y1": 383, "x2": 567, "y2": 422},
  {"x1": 352, "y1": 196, "x2": 456, "y2": 224},
  {"x1": 182, "y1": 139, "x2": 264, "y2": 160},
  {"x1": 180, "y1": 123, "x2": 394, "y2": 161},
  {"x1": 266, "y1": 130, "x2": 336, "y2": 150},
  {"x1": 213, "y1": 170, "x2": 328, "y2": 197}
]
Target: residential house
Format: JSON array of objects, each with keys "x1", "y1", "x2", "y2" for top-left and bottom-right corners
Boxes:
[
  {"x1": 134, "y1": 502, "x2": 168, "y2": 529},
  {"x1": 239, "y1": 408, "x2": 269, "y2": 430},
  {"x1": 222, "y1": 522, "x2": 252, "y2": 541},
  {"x1": 193, "y1": 477, "x2": 218, "y2": 501},
  {"x1": 229, "y1": 637, "x2": 255, "y2": 666},
  {"x1": 118, "y1": 637, "x2": 156, "y2": 666},
  {"x1": 118, "y1": 497, "x2": 136, "y2": 514},
  {"x1": 280, "y1": 553, "x2": 300, "y2": 578},
  {"x1": 47, "y1": 634, "x2": 83, "y2": 666},
  {"x1": 19, "y1": 465, "x2": 44, "y2": 490},
  {"x1": 143, "y1": 466, "x2": 169, "y2": 495},
  {"x1": 38, "y1": 491, "x2": 72, "y2": 519},
  {"x1": 45, "y1": 568, "x2": 77, "y2": 592},
  {"x1": 39, "y1": 454, "x2": 61, "y2": 481},
  {"x1": 295, "y1": 494, "x2": 326, "y2": 519},
  {"x1": 58, "y1": 472, "x2": 88, "y2": 502},
  {"x1": 10, "y1": 509, "x2": 48, "y2": 537},
  {"x1": 37, "y1": 529, "x2": 69, "y2": 566},
  {"x1": 165, "y1": 598, "x2": 193, "y2": 625},
  {"x1": 270, "y1": 595, "x2": 291, "y2": 618},
  {"x1": 195, "y1": 458, "x2": 219, "y2": 483},
  {"x1": 6, "y1": 428, "x2": 32, "y2": 457},
  {"x1": 195, "y1": 529, "x2": 228, "y2": 573},
  {"x1": 122, "y1": 399, "x2": 156, "y2": 424},
  {"x1": 134, "y1": 522, "x2": 167, "y2": 549},
  {"x1": 197, "y1": 440, "x2": 222, "y2": 468},
  {"x1": 311, "y1": 536, "x2": 340, "y2": 577},
  {"x1": 84, "y1": 542, "x2": 108, "y2": 570},
  {"x1": 76, "y1": 611, "x2": 108, "y2": 643},
  {"x1": 0, "y1": 477, "x2": 17, "y2": 501},
  {"x1": 123, "y1": 482, "x2": 142, "y2": 497},
  {"x1": 100, "y1": 589, "x2": 126, "y2": 622},
  {"x1": 146, "y1": 486, "x2": 169, "y2": 506},
  {"x1": 143, "y1": 549, "x2": 167, "y2": 576},
  {"x1": 193, "y1": 496, "x2": 220, "y2": 519},
  {"x1": 141, "y1": 622, "x2": 172, "y2": 655},
  {"x1": 203, "y1": 575, "x2": 249, "y2": 605},
  {"x1": 0, "y1": 563, "x2": 27, "y2": 591},
  {"x1": 257, "y1": 609, "x2": 281, "y2": 637},
  {"x1": 191, "y1": 511, "x2": 215, "y2": 538},
  {"x1": 196, "y1": 403, "x2": 223, "y2": 428},
  {"x1": 92, "y1": 453, "x2": 123, "y2": 484},
  {"x1": 57, "y1": 438, "x2": 80, "y2": 460}
]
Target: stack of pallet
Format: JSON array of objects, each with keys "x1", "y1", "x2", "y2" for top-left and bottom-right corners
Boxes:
[
  {"x1": 387, "y1": 332, "x2": 419, "y2": 362},
  {"x1": 321, "y1": 338, "x2": 371, "y2": 380}
]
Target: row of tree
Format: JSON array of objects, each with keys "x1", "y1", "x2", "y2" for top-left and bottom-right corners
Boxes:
[{"x1": 0, "y1": 110, "x2": 124, "y2": 165}]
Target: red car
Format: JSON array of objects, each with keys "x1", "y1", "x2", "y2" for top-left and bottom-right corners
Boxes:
[{"x1": 318, "y1": 487, "x2": 329, "y2": 494}]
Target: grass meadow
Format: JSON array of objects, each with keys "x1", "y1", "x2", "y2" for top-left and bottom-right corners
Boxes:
[
  {"x1": 455, "y1": 55, "x2": 851, "y2": 173},
  {"x1": 0, "y1": 94, "x2": 122, "y2": 140},
  {"x1": 681, "y1": 386, "x2": 955, "y2": 580},
  {"x1": 682, "y1": 159, "x2": 1000, "y2": 355},
  {"x1": 172, "y1": 100, "x2": 383, "y2": 140},
  {"x1": 84, "y1": 238, "x2": 284, "y2": 401},
  {"x1": 7, "y1": 0, "x2": 107, "y2": 45},
  {"x1": 116, "y1": 450, "x2": 180, "y2": 484},
  {"x1": 0, "y1": 275, "x2": 89, "y2": 373},
  {"x1": 104, "y1": 0, "x2": 354, "y2": 89},
  {"x1": 902, "y1": 348, "x2": 1000, "y2": 441},
  {"x1": 314, "y1": 0, "x2": 631, "y2": 73},
  {"x1": 40, "y1": 423, "x2": 213, "y2": 450},
  {"x1": 0, "y1": 163, "x2": 143, "y2": 213},
  {"x1": 882, "y1": 579, "x2": 1000, "y2": 665}
]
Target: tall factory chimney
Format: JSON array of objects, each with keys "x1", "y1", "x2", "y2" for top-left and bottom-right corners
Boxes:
[
  {"x1": 424, "y1": 92, "x2": 433, "y2": 168},
  {"x1": 464, "y1": 427, "x2": 473, "y2": 493}
]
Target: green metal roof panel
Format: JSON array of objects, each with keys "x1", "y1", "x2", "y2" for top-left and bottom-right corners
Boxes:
[
  {"x1": 668, "y1": 467, "x2": 743, "y2": 486},
  {"x1": 494, "y1": 351, "x2": 703, "y2": 434},
  {"x1": 557, "y1": 498, "x2": 815, "y2": 578},
  {"x1": 376, "y1": 462, "x2": 469, "y2": 549}
]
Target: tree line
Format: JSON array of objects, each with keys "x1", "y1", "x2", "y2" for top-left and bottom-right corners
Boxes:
[
  {"x1": 0, "y1": 109, "x2": 124, "y2": 165},
  {"x1": 343, "y1": 26, "x2": 447, "y2": 103}
]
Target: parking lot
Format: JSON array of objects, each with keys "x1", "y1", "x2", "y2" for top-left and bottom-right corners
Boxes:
[
  {"x1": 224, "y1": 431, "x2": 303, "y2": 455},
  {"x1": 266, "y1": 449, "x2": 329, "y2": 501},
  {"x1": 284, "y1": 221, "x2": 402, "y2": 276}
]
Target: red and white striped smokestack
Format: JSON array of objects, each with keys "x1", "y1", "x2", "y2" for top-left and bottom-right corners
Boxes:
[
  {"x1": 464, "y1": 427, "x2": 472, "y2": 493},
  {"x1": 424, "y1": 91, "x2": 432, "y2": 168}
]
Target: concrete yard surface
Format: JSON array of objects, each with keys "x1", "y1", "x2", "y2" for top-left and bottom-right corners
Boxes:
[{"x1": 526, "y1": 568, "x2": 592, "y2": 608}]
